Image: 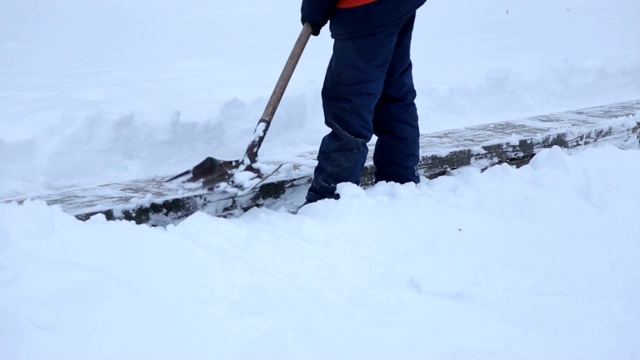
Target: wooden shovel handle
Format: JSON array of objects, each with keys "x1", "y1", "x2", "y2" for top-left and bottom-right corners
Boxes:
[
  {"x1": 261, "y1": 22, "x2": 313, "y2": 122},
  {"x1": 243, "y1": 23, "x2": 313, "y2": 164}
]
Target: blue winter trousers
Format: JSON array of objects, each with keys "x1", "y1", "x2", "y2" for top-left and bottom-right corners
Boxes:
[{"x1": 306, "y1": 13, "x2": 420, "y2": 203}]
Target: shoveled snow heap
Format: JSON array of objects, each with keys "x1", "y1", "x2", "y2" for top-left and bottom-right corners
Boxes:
[{"x1": 1, "y1": 145, "x2": 639, "y2": 359}]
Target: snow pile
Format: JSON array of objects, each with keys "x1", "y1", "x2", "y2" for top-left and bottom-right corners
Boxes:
[{"x1": 1, "y1": 145, "x2": 639, "y2": 359}]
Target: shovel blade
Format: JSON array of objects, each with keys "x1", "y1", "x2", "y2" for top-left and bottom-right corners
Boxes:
[{"x1": 167, "y1": 156, "x2": 264, "y2": 193}]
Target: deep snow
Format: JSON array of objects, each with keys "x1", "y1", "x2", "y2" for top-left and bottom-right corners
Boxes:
[{"x1": 1, "y1": 0, "x2": 640, "y2": 359}]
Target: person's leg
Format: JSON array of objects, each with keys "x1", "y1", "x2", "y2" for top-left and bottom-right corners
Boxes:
[
  {"x1": 372, "y1": 14, "x2": 420, "y2": 184},
  {"x1": 306, "y1": 22, "x2": 407, "y2": 203}
]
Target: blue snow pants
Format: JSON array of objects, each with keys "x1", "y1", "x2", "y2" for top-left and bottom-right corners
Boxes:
[{"x1": 306, "y1": 13, "x2": 420, "y2": 203}]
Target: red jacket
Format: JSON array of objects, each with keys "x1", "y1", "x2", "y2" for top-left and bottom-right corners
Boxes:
[
  {"x1": 336, "y1": 0, "x2": 376, "y2": 9},
  {"x1": 302, "y1": 0, "x2": 426, "y2": 39}
]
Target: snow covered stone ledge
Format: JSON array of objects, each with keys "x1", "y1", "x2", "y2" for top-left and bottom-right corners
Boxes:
[
  {"x1": 2, "y1": 99, "x2": 639, "y2": 225},
  {"x1": 393, "y1": 99, "x2": 640, "y2": 182}
]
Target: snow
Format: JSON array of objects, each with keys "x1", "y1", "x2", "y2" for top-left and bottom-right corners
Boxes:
[{"x1": 1, "y1": 0, "x2": 639, "y2": 358}]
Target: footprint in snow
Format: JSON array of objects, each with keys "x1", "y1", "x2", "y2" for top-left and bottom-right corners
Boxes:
[
  {"x1": 27, "y1": 306, "x2": 58, "y2": 331},
  {"x1": 0, "y1": 260, "x2": 19, "y2": 286}
]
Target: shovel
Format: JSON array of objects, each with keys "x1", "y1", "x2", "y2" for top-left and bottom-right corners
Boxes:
[{"x1": 168, "y1": 23, "x2": 313, "y2": 192}]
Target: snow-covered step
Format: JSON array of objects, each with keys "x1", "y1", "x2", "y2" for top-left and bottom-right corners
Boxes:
[
  {"x1": 3, "y1": 99, "x2": 639, "y2": 225},
  {"x1": 362, "y1": 99, "x2": 640, "y2": 183}
]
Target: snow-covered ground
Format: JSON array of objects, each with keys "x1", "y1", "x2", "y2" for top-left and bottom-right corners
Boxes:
[{"x1": 1, "y1": 1, "x2": 639, "y2": 358}]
